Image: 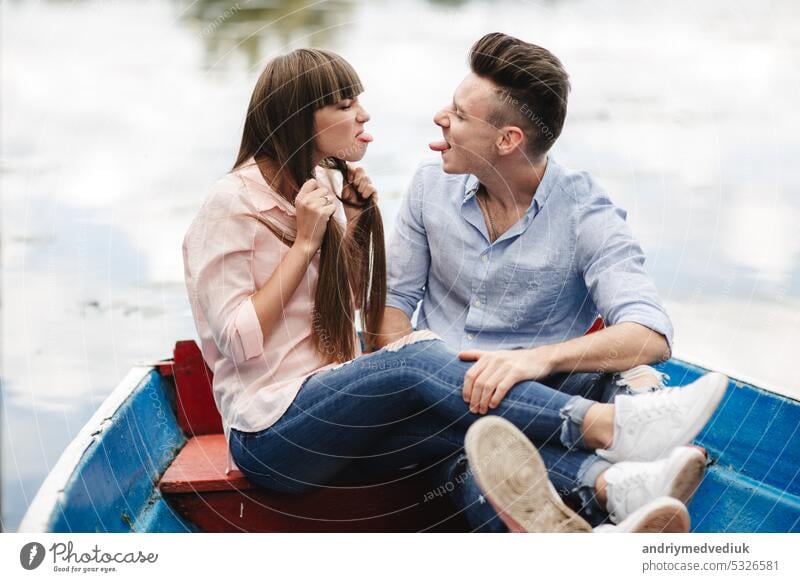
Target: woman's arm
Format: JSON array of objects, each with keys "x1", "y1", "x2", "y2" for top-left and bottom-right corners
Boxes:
[
  {"x1": 250, "y1": 177, "x2": 338, "y2": 339},
  {"x1": 250, "y1": 240, "x2": 318, "y2": 339}
]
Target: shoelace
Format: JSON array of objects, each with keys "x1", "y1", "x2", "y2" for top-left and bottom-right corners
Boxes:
[
  {"x1": 609, "y1": 470, "x2": 655, "y2": 518},
  {"x1": 625, "y1": 389, "x2": 682, "y2": 424},
  {"x1": 611, "y1": 470, "x2": 650, "y2": 496}
]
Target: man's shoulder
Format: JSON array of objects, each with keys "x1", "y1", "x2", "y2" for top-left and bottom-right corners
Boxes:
[
  {"x1": 552, "y1": 162, "x2": 622, "y2": 215},
  {"x1": 554, "y1": 163, "x2": 601, "y2": 201}
]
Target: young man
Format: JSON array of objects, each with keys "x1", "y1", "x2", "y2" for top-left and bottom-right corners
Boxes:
[{"x1": 378, "y1": 33, "x2": 699, "y2": 531}]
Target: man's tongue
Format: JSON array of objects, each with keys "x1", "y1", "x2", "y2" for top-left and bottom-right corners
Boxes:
[
  {"x1": 356, "y1": 132, "x2": 374, "y2": 143},
  {"x1": 428, "y1": 140, "x2": 450, "y2": 152}
]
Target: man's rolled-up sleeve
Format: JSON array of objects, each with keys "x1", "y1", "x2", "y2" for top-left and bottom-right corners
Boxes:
[
  {"x1": 386, "y1": 166, "x2": 432, "y2": 319},
  {"x1": 576, "y1": 196, "x2": 674, "y2": 354}
]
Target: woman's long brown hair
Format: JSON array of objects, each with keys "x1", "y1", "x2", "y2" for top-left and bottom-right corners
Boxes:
[{"x1": 233, "y1": 48, "x2": 385, "y2": 361}]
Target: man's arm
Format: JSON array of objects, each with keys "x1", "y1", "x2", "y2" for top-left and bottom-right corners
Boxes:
[
  {"x1": 459, "y1": 191, "x2": 673, "y2": 413},
  {"x1": 458, "y1": 322, "x2": 669, "y2": 414},
  {"x1": 575, "y1": 194, "x2": 674, "y2": 356},
  {"x1": 374, "y1": 165, "x2": 433, "y2": 349},
  {"x1": 534, "y1": 321, "x2": 670, "y2": 375},
  {"x1": 376, "y1": 307, "x2": 414, "y2": 348}
]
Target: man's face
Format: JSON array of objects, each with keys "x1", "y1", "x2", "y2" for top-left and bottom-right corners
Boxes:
[{"x1": 431, "y1": 73, "x2": 503, "y2": 175}]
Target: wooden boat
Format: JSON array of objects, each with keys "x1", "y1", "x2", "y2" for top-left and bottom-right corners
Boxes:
[{"x1": 19, "y1": 340, "x2": 800, "y2": 533}]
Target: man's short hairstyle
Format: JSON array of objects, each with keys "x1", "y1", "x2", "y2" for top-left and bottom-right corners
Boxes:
[{"x1": 469, "y1": 32, "x2": 571, "y2": 158}]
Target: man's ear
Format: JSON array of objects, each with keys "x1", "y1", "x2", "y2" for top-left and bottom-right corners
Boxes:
[{"x1": 496, "y1": 126, "x2": 526, "y2": 156}]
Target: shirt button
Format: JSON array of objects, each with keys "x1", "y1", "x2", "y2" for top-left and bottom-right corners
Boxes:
[
  {"x1": 466, "y1": 333, "x2": 474, "y2": 340},
  {"x1": 481, "y1": 255, "x2": 488, "y2": 263},
  {"x1": 474, "y1": 299, "x2": 481, "y2": 307}
]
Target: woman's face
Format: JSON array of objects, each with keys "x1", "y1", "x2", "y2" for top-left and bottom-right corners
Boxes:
[{"x1": 313, "y1": 95, "x2": 372, "y2": 163}]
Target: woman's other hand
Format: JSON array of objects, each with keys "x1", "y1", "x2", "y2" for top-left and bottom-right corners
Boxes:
[
  {"x1": 342, "y1": 164, "x2": 378, "y2": 222},
  {"x1": 294, "y1": 178, "x2": 337, "y2": 254}
]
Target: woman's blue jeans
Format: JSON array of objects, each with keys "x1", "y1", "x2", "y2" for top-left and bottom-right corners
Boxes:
[{"x1": 230, "y1": 338, "x2": 610, "y2": 526}]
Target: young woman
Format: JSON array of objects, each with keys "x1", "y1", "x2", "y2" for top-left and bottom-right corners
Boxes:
[{"x1": 182, "y1": 48, "x2": 728, "y2": 531}]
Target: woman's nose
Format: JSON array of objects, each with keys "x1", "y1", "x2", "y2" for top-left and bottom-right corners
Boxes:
[{"x1": 433, "y1": 108, "x2": 449, "y2": 128}]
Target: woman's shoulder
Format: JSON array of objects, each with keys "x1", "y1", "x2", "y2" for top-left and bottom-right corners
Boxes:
[
  {"x1": 184, "y1": 171, "x2": 257, "y2": 242},
  {"x1": 198, "y1": 171, "x2": 258, "y2": 217}
]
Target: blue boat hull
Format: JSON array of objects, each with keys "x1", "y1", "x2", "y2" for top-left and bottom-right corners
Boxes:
[
  {"x1": 658, "y1": 360, "x2": 800, "y2": 532},
  {"x1": 20, "y1": 359, "x2": 800, "y2": 532},
  {"x1": 20, "y1": 368, "x2": 196, "y2": 532}
]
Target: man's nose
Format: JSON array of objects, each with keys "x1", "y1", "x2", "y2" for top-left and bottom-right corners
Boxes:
[
  {"x1": 357, "y1": 106, "x2": 371, "y2": 123},
  {"x1": 433, "y1": 108, "x2": 450, "y2": 128}
]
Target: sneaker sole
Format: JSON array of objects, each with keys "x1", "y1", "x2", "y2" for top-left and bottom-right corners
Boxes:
[
  {"x1": 465, "y1": 416, "x2": 592, "y2": 533},
  {"x1": 662, "y1": 372, "x2": 728, "y2": 460},
  {"x1": 625, "y1": 498, "x2": 690, "y2": 533},
  {"x1": 606, "y1": 372, "x2": 728, "y2": 463},
  {"x1": 666, "y1": 447, "x2": 707, "y2": 505}
]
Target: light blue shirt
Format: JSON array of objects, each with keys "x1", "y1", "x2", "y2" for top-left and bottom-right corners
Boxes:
[{"x1": 386, "y1": 158, "x2": 674, "y2": 353}]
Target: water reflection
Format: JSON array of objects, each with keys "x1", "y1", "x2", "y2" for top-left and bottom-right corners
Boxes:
[
  {"x1": 181, "y1": 0, "x2": 358, "y2": 68},
  {"x1": 2, "y1": 0, "x2": 799, "y2": 532}
]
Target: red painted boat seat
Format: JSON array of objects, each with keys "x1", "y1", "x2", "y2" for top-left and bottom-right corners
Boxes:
[
  {"x1": 157, "y1": 340, "x2": 253, "y2": 494},
  {"x1": 159, "y1": 434, "x2": 253, "y2": 494},
  {"x1": 157, "y1": 341, "x2": 465, "y2": 531}
]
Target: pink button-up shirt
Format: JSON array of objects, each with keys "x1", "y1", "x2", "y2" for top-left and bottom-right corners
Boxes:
[{"x1": 182, "y1": 158, "x2": 360, "y2": 472}]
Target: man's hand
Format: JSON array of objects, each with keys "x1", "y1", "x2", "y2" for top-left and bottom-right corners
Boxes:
[{"x1": 458, "y1": 348, "x2": 555, "y2": 414}]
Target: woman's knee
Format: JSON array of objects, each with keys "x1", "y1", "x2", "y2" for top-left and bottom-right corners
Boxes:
[{"x1": 381, "y1": 329, "x2": 443, "y2": 352}]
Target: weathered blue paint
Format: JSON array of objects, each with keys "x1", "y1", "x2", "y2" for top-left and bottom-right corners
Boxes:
[
  {"x1": 656, "y1": 360, "x2": 800, "y2": 532},
  {"x1": 136, "y1": 496, "x2": 198, "y2": 533},
  {"x1": 45, "y1": 370, "x2": 193, "y2": 532}
]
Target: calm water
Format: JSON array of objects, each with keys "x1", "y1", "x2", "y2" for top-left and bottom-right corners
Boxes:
[{"x1": 2, "y1": 0, "x2": 799, "y2": 531}]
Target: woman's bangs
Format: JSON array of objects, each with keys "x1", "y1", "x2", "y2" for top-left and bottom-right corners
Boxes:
[{"x1": 311, "y1": 53, "x2": 364, "y2": 108}]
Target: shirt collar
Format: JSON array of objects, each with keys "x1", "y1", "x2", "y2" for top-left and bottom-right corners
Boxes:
[
  {"x1": 235, "y1": 157, "x2": 297, "y2": 216},
  {"x1": 461, "y1": 156, "x2": 562, "y2": 216}
]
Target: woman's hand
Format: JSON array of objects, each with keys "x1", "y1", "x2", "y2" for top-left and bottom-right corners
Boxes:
[
  {"x1": 341, "y1": 164, "x2": 378, "y2": 223},
  {"x1": 294, "y1": 178, "x2": 337, "y2": 254}
]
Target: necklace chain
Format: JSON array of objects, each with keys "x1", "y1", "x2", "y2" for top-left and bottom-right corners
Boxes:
[{"x1": 478, "y1": 189, "x2": 499, "y2": 242}]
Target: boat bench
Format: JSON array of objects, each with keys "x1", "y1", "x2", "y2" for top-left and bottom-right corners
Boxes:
[{"x1": 157, "y1": 341, "x2": 467, "y2": 532}]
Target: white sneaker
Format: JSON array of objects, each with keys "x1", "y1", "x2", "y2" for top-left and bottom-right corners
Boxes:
[
  {"x1": 603, "y1": 446, "x2": 707, "y2": 524},
  {"x1": 597, "y1": 372, "x2": 728, "y2": 463},
  {"x1": 594, "y1": 497, "x2": 690, "y2": 533},
  {"x1": 465, "y1": 416, "x2": 592, "y2": 533}
]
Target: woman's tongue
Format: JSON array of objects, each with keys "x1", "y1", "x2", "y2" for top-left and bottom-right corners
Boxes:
[{"x1": 428, "y1": 140, "x2": 450, "y2": 152}]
